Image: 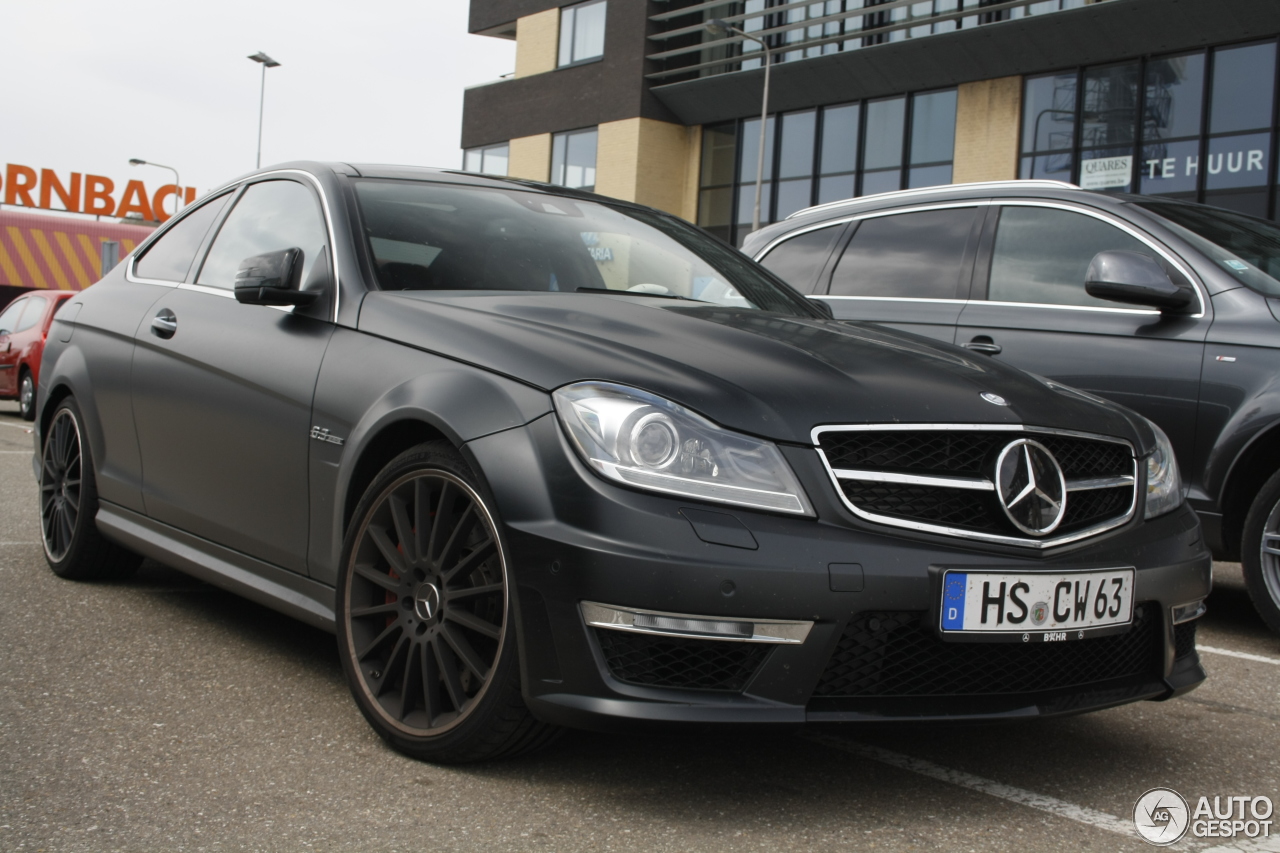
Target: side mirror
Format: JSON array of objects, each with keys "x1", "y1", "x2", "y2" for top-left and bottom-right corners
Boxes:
[
  {"x1": 234, "y1": 248, "x2": 318, "y2": 306},
  {"x1": 1084, "y1": 250, "x2": 1194, "y2": 312}
]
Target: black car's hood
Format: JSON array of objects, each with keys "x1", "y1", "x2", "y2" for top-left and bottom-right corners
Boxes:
[{"x1": 358, "y1": 292, "x2": 1152, "y2": 450}]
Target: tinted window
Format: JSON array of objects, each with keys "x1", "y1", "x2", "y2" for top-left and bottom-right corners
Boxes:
[
  {"x1": 829, "y1": 208, "x2": 976, "y2": 299},
  {"x1": 0, "y1": 299, "x2": 27, "y2": 335},
  {"x1": 988, "y1": 206, "x2": 1154, "y2": 307},
  {"x1": 1137, "y1": 200, "x2": 1280, "y2": 297},
  {"x1": 1210, "y1": 42, "x2": 1276, "y2": 135},
  {"x1": 352, "y1": 179, "x2": 815, "y2": 316},
  {"x1": 197, "y1": 181, "x2": 328, "y2": 290},
  {"x1": 133, "y1": 193, "x2": 231, "y2": 282},
  {"x1": 15, "y1": 295, "x2": 48, "y2": 332},
  {"x1": 1144, "y1": 52, "x2": 1204, "y2": 141},
  {"x1": 758, "y1": 225, "x2": 843, "y2": 293}
]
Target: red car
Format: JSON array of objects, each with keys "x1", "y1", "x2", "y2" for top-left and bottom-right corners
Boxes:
[{"x1": 0, "y1": 291, "x2": 75, "y2": 420}]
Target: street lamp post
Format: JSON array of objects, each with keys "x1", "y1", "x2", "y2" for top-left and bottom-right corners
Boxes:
[
  {"x1": 128, "y1": 158, "x2": 182, "y2": 217},
  {"x1": 706, "y1": 18, "x2": 772, "y2": 234},
  {"x1": 247, "y1": 51, "x2": 282, "y2": 169}
]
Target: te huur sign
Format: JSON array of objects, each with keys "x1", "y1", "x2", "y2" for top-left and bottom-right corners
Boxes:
[{"x1": 2, "y1": 163, "x2": 197, "y2": 223}]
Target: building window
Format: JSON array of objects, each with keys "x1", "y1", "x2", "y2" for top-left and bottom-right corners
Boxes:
[
  {"x1": 463, "y1": 144, "x2": 510, "y2": 177},
  {"x1": 551, "y1": 128, "x2": 598, "y2": 190},
  {"x1": 559, "y1": 0, "x2": 607, "y2": 68},
  {"x1": 1021, "y1": 37, "x2": 1280, "y2": 220},
  {"x1": 696, "y1": 88, "x2": 957, "y2": 246}
]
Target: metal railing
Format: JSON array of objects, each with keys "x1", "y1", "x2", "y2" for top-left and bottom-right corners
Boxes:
[{"x1": 646, "y1": 0, "x2": 1104, "y2": 82}]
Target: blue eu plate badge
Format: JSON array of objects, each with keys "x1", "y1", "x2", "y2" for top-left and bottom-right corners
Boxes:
[{"x1": 942, "y1": 573, "x2": 967, "y2": 631}]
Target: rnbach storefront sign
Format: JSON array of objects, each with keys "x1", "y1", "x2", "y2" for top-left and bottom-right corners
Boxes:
[{"x1": 1, "y1": 163, "x2": 197, "y2": 223}]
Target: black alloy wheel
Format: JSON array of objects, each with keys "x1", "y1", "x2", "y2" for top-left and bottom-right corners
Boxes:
[
  {"x1": 18, "y1": 370, "x2": 36, "y2": 421},
  {"x1": 1242, "y1": 468, "x2": 1280, "y2": 633},
  {"x1": 337, "y1": 442, "x2": 556, "y2": 763},
  {"x1": 40, "y1": 399, "x2": 141, "y2": 579}
]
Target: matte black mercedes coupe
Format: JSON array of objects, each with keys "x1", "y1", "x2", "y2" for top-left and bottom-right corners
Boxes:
[{"x1": 35, "y1": 163, "x2": 1211, "y2": 763}]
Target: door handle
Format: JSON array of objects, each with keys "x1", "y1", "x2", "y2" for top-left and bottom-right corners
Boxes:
[
  {"x1": 151, "y1": 309, "x2": 177, "y2": 339},
  {"x1": 963, "y1": 336, "x2": 1002, "y2": 355}
]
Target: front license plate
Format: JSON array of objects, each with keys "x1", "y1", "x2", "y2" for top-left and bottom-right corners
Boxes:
[{"x1": 940, "y1": 568, "x2": 1134, "y2": 641}]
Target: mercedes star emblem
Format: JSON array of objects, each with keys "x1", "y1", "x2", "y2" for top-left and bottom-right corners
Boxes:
[
  {"x1": 414, "y1": 582, "x2": 442, "y2": 621},
  {"x1": 995, "y1": 438, "x2": 1067, "y2": 535},
  {"x1": 981, "y1": 392, "x2": 1010, "y2": 406}
]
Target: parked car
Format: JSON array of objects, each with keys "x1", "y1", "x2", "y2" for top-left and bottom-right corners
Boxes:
[
  {"x1": 745, "y1": 180, "x2": 1280, "y2": 633},
  {"x1": 36, "y1": 164, "x2": 1209, "y2": 763},
  {"x1": 0, "y1": 290, "x2": 75, "y2": 420}
]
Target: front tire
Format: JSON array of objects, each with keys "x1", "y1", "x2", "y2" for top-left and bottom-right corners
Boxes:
[
  {"x1": 40, "y1": 398, "x2": 141, "y2": 580},
  {"x1": 1242, "y1": 468, "x2": 1280, "y2": 634},
  {"x1": 18, "y1": 369, "x2": 36, "y2": 421},
  {"x1": 336, "y1": 441, "x2": 557, "y2": 763}
]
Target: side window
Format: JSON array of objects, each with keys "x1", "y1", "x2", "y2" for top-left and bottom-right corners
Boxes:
[
  {"x1": 197, "y1": 181, "x2": 328, "y2": 291},
  {"x1": 15, "y1": 295, "x2": 48, "y2": 332},
  {"x1": 988, "y1": 206, "x2": 1156, "y2": 307},
  {"x1": 829, "y1": 207, "x2": 977, "y2": 298},
  {"x1": 133, "y1": 193, "x2": 232, "y2": 282},
  {"x1": 757, "y1": 225, "x2": 843, "y2": 294},
  {"x1": 0, "y1": 299, "x2": 27, "y2": 334}
]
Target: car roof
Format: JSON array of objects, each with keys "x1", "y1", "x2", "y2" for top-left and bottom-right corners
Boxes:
[
  {"x1": 210, "y1": 160, "x2": 652, "y2": 212},
  {"x1": 749, "y1": 180, "x2": 1150, "y2": 249}
]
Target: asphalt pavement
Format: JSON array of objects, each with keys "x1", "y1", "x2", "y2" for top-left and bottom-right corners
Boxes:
[{"x1": 1, "y1": 400, "x2": 1277, "y2": 852}]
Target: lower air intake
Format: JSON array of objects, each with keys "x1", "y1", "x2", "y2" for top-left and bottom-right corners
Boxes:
[
  {"x1": 594, "y1": 629, "x2": 770, "y2": 692},
  {"x1": 814, "y1": 605, "x2": 1160, "y2": 697}
]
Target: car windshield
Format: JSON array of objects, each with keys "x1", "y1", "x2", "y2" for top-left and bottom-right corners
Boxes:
[
  {"x1": 353, "y1": 179, "x2": 816, "y2": 315},
  {"x1": 1134, "y1": 200, "x2": 1280, "y2": 297}
]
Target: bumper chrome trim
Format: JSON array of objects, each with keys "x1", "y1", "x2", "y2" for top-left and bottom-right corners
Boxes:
[{"x1": 581, "y1": 601, "x2": 813, "y2": 644}]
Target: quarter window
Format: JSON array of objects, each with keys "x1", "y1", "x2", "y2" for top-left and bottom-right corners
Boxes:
[
  {"x1": 558, "y1": 0, "x2": 606, "y2": 67},
  {"x1": 0, "y1": 299, "x2": 27, "y2": 335},
  {"x1": 15, "y1": 295, "x2": 48, "y2": 332},
  {"x1": 758, "y1": 225, "x2": 843, "y2": 293},
  {"x1": 987, "y1": 206, "x2": 1154, "y2": 307},
  {"x1": 133, "y1": 193, "x2": 232, "y2": 282},
  {"x1": 829, "y1": 207, "x2": 977, "y2": 299},
  {"x1": 197, "y1": 181, "x2": 328, "y2": 291},
  {"x1": 551, "y1": 128, "x2": 598, "y2": 191}
]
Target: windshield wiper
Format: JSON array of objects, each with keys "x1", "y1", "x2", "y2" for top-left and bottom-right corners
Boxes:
[{"x1": 574, "y1": 287, "x2": 709, "y2": 303}]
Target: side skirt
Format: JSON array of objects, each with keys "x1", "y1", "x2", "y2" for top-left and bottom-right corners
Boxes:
[{"x1": 95, "y1": 501, "x2": 337, "y2": 633}]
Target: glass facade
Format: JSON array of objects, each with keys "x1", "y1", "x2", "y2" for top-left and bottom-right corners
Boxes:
[
  {"x1": 559, "y1": 0, "x2": 607, "y2": 67},
  {"x1": 551, "y1": 128, "x2": 598, "y2": 191},
  {"x1": 651, "y1": 0, "x2": 1088, "y2": 83},
  {"x1": 697, "y1": 88, "x2": 956, "y2": 245},
  {"x1": 1022, "y1": 38, "x2": 1280, "y2": 219},
  {"x1": 462, "y1": 144, "x2": 510, "y2": 177}
]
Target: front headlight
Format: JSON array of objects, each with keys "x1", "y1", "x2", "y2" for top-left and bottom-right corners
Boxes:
[
  {"x1": 553, "y1": 382, "x2": 813, "y2": 515},
  {"x1": 1144, "y1": 420, "x2": 1184, "y2": 519}
]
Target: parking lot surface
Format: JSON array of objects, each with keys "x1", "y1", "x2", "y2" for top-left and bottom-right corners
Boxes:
[{"x1": 1, "y1": 401, "x2": 1277, "y2": 852}]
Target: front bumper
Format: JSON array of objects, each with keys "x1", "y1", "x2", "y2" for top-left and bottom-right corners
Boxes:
[{"x1": 466, "y1": 414, "x2": 1211, "y2": 731}]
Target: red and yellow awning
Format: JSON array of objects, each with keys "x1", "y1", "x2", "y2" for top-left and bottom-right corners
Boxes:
[{"x1": 0, "y1": 208, "x2": 156, "y2": 291}]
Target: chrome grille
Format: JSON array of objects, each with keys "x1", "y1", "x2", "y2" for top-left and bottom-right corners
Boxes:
[{"x1": 814, "y1": 425, "x2": 1137, "y2": 548}]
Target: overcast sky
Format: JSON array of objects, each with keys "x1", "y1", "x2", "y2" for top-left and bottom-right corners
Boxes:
[{"x1": 1, "y1": 0, "x2": 515, "y2": 203}]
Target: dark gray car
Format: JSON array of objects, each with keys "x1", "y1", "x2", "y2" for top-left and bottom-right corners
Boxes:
[
  {"x1": 35, "y1": 165, "x2": 1211, "y2": 763},
  {"x1": 745, "y1": 179, "x2": 1280, "y2": 633}
]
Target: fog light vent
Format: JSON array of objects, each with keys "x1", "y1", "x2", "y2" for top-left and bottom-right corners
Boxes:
[
  {"x1": 632, "y1": 614, "x2": 752, "y2": 638},
  {"x1": 580, "y1": 601, "x2": 812, "y2": 644},
  {"x1": 1172, "y1": 600, "x2": 1206, "y2": 625}
]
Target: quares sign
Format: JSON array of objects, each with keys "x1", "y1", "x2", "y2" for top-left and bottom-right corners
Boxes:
[{"x1": 2, "y1": 163, "x2": 197, "y2": 223}]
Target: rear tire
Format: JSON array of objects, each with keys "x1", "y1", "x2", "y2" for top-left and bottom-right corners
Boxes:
[
  {"x1": 1241, "y1": 468, "x2": 1280, "y2": 634},
  {"x1": 336, "y1": 441, "x2": 558, "y2": 763},
  {"x1": 18, "y1": 369, "x2": 36, "y2": 421},
  {"x1": 40, "y1": 398, "x2": 141, "y2": 580}
]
